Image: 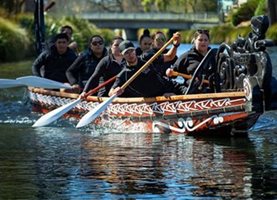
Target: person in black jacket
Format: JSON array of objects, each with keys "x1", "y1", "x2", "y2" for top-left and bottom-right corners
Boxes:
[
  {"x1": 32, "y1": 33, "x2": 77, "y2": 83},
  {"x1": 46, "y1": 25, "x2": 78, "y2": 55},
  {"x1": 166, "y1": 29, "x2": 218, "y2": 94},
  {"x1": 66, "y1": 35, "x2": 108, "y2": 91},
  {"x1": 166, "y1": 29, "x2": 211, "y2": 79},
  {"x1": 109, "y1": 33, "x2": 187, "y2": 98},
  {"x1": 80, "y1": 36, "x2": 124, "y2": 97},
  {"x1": 149, "y1": 31, "x2": 178, "y2": 76}
]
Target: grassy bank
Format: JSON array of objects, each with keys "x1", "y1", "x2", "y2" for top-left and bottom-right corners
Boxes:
[{"x1": 0, "y1": 60, "x2": 32, "y2": 78}]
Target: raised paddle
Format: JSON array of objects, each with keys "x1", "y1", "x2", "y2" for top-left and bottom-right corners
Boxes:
[
  {"x1": 0, "y1": 76, "x2": 72, "y2": 89},
  {"x1": 170, "y1": 71, "x2": 209, "y2": 84},
  {"x1": 32, "y1": 75, "x2": 117, "y2": 127},
  {"x1": 76, "y1": 36, "x2": 176, "y2": 128}
]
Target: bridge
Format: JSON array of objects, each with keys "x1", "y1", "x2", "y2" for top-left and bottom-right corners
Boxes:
[{"x1": 78, "y1": 12, "x2": 220, "y2": 40}]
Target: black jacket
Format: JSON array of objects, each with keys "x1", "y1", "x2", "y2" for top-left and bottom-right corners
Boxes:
[
  {"x1": 66, "y1": 48, "x2": 108, "y2": 87},
  {"x1": 149, "y1": 48, "x2": 178, "y2": 76},
  {"x1": 83, "y1": 54, "x2": 124, "y2": 96},
  {"x1": 172, "y1": 47, "x2": 211, "y2": 75},
  {"x1": 32, "y1": 47, "x2": 77, "y2": 83},
  {"x1": 112, "y1": 53, "x2": 185, "y2": 97}
]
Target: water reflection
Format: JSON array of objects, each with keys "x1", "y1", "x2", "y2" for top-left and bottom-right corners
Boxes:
[{"x1": 0, "y1": 123, "x2": 276, "y2": 199}]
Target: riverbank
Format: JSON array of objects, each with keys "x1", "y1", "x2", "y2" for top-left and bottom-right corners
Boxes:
[{"x1": 0, "y1": 60, "x2": 32, "y2": 78}]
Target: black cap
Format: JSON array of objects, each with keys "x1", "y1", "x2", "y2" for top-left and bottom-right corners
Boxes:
[{"x1": 119, "y1": 40, "x2": 135, "y2": 55}]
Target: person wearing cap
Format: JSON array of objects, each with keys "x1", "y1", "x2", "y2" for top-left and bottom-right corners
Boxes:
[
  {"x1": 109, "y1": 32, "x2": 187, "y2": 97},
  {"x1": 32, "y1": 33, "x2": 77, "y2": 83}
]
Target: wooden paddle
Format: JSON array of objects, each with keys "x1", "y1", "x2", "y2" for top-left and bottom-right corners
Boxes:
[
  {"x1": 0, "y1": 76, "x2": 72, "y2": 89},
  {"x1": 32, "y1": 75, "x2": 117, "y2": 127},
  {"x1": 185, "y1": 48, "x2": 217, "y2": 94},
  {"x1": 76, "y1": 36, "x2": 176, "y2": 128},
  {"x1": 170, "y1": 71, "x2": 209, "y2": 84}
]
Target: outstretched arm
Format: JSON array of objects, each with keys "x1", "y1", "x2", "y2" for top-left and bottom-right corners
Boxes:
[{"x1": 163, "y1": 32, "x2": 181, "y2": 62}]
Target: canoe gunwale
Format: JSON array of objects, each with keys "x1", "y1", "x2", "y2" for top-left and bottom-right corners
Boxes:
[{"x1": 28, "y1": 87, "x2": 247, "y2": 103}]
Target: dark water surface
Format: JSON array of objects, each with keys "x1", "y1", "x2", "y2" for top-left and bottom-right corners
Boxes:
[{"x1": 0, "y1": 45, "x2": 277, "y2": 199}]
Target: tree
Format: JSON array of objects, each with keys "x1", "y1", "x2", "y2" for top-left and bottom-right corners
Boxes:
[
  {"x1": 141, "y1": 0, "x2": 217, "y2": 13},
  {"x1": 0, "y1": 0, "x2": 26, "y2": 15}
]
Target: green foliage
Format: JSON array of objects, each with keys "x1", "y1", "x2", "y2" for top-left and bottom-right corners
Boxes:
[
  {"x1": 0, "y1": 17, "x2": 31, "y2": 62},
  {"x1": 43, "y1": 16, "x2": 114, "y2": 51},
  {"x1": 15, "y1": 14, "x2": 36, "y2": 53},
  {"x1": 231, "y1": 0, "x2": 259, "y2": 26},
  {"x1": 180, "y1": 24, "x2": 251, "y2": 44},
  {"x1": 255, "y1": 0, "x2": 266, "y2": 16},
  {"x1": 140, "y1": 0, "x2": 217, "y2": 13},
  {"x1": 0, "y1": 0, "x2": 23, "y2": 15},
  {"x1": 141, "y1": 0, "x2": 155, "y2": 12},
  {"x1": 266, "y1": 23, "x2": 277, "y2": 43},
  {"x1": 0, "y1": 60, "x2": 32, "y2": 78},
  {"x1": 0, "y1": 7, "x2": 8, "y2": 17}
]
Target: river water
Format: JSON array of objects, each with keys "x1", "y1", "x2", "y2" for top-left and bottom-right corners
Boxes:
[{"x1": 0, "y1": 45, "x2": 276, "y2": 199}]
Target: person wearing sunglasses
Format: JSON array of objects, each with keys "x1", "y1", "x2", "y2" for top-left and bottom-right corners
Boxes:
[
  {"x1": 79, "y1": 36, "x2": 125, "y2": 97},
  {"x1": 149, "y1": 31, "x2": 178, "y2": 77},
  {"x1": 166, "y1": 29, "x2": 214, "y2": 92},
  {"x1": 136, "y1": 29, "x2": 153, "y2": 56},
  {"x1": 66, "y1": 35, "x2": 108, "y2": 92},
  {"x1": 108, "y1": 32, "x2": 187, "y2": 98}
]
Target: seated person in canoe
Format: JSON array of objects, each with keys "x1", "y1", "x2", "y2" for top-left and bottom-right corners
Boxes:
[
  {"x1": 136, "y1": 29, "x2": 152, "y2": 56},
  {"x1": 66, "y1": 35, "x2": 108, "y2": 91},
  {"x1": 80, "y1": 36, "x2": 125, "y2": 97},
  {"x1": 109, "y1": 33, "x2": 187, "y2": 98},
  {"x1": 32, "y1": 33, "x2": 77, "y2": 83},
  {"x1": 46, "y1": 25, "x2": 79, "y2": 55},
  {"x1": 166, "y1": 29, "x2": 217, "y2": 93},
  {"x1": 149, "y1": 31, "x2": 178, "y2": 76}
]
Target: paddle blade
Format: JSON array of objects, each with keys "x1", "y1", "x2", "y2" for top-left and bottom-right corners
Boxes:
[
  {"x1": 76, "y1": 94, "x2": 117, "y2": 128},
  {"x1": 0, "y1": 79, "x2": 24, "y2": 88},
  {"x1": 16, "y1": 76, "x2": 72, "y2": 89},
  {"x1": 33, "y1": 98, "x2": 82, "y2": 127}
]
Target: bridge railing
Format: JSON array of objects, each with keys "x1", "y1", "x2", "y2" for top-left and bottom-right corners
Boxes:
[{"x1": 79, "y1": 12, "x2": 219, "y2": 23}]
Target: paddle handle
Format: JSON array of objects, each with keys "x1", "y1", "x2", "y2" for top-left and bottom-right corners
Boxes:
[
  {"x1": 171, "y1": 71, "x2": 209, "y2": 84},
  {"x1": 84, "y1": 75, "x2": 117, "y2": 98},
  {"x1": 121, "y1": 37, "x2": 175, "y2": 90}
]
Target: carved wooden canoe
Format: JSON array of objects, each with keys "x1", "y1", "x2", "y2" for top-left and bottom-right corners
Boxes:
[{"x1": 28, "y1": 87, "x2": 260, "y2": 135}]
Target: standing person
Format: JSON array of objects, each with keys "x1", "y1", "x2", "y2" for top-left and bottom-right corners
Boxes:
[
  {"x1": 136, "y1": 29, "x2": 152, "y2": 56},
  {"x1": 32, "y1": 33, "x2": 77, "y2": 83},
  {"x1": 80, "y1": 36, "x2": 124, "y2": 97},
  {"x1": 150, "y1": 31, "x2": 178, "y2": 76},
  {"x1": 166, "y1": 29, "x2": 217, "y2": 93},
  {"x1": 66, "y1": 35, "x2": 108, "y2": 91},
  {"x1": 109, "y1": 32, "x2": 187, "y2": 98}
]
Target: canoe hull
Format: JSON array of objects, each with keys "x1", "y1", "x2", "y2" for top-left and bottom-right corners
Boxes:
[{"x1": 28, "y1": 88, "x2": 259, "y2": 135}]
